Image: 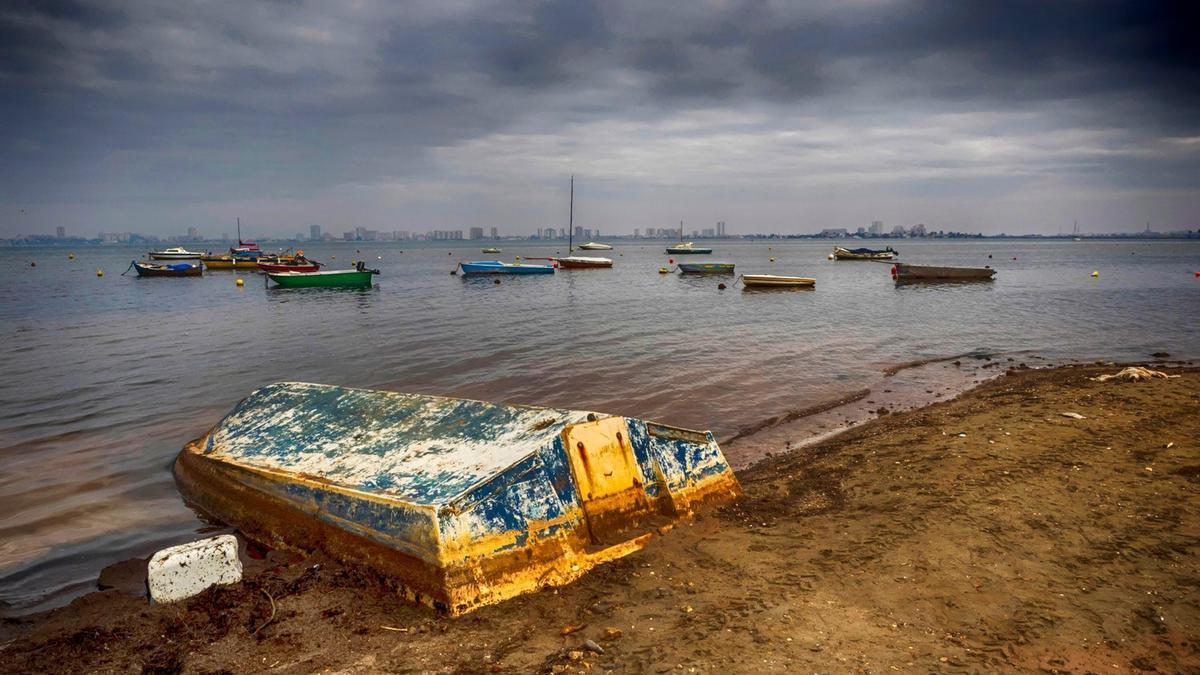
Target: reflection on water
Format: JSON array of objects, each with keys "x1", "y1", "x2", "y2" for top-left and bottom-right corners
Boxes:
[{"x1": 0, "y1": 238, "x2": 1197, "y2": 613}]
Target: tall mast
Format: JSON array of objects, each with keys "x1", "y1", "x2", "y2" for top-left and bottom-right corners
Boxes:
[
  {"x1": 569, "y1": 175, "x2": 574, "y2": 252},
  {"x1": 237, "y1": 217, "x2": 242, "y2": 245},
  {"x1": 680, "y1": 220, "x2": 684, "y2": 242}
]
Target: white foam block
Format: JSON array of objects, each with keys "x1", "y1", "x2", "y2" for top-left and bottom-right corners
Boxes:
[{"x1": 147, "y1": 534, "x2": 242, "y2": 603}]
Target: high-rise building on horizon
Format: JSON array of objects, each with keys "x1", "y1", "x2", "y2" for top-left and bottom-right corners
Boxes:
[
  {"x1": 310, "y1": 224, "x2": 322, "y2": 240},
  {"x1": 469, "y1": 227, "x2": 484, "y2": 240},
  {"x1": 55, "y1": 226, "x2": 65, "y2": 238},
  {"x1": 490, "y1": 226, "x2": 498, "y2": 239},
  {"x1": 869, "y1": 220, "x2": 884, "y2": 236}
]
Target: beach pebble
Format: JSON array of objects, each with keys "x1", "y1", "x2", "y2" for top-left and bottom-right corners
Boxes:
[
  {"x1": 583, "y1": 639, "x2": 605, "y2": 654},
  {"x1": 1060, "y1": 412, "x2": 1086, "y2": 419},
  {"x1": 604, "y1": 627, "x2": 623, "y2": 640},
  {"x1": 147, "y1": 534, "x2": 242, "y2": 603}
]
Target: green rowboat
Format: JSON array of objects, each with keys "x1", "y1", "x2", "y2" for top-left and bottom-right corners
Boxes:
[{"x1": 267, "y1": 267, "x2": 378, "y2": 288}]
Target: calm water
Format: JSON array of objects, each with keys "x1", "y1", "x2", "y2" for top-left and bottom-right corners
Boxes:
[{"x1": 1, "y1": 238, "x2": 1197, "y2": 612}]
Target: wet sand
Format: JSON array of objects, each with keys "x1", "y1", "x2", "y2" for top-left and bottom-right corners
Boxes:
[{"x1": 2, "y1": 364, "x2": 1197, "y2": 673}]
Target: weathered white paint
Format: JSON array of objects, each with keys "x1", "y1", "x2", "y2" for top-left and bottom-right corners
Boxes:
[{"x1": 147, "y1": 534, "x2": 242, "y2": 603}]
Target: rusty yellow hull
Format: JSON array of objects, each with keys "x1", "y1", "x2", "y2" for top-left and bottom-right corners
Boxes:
[{"x1": 174, "y1": 383, "x2": 741, "y2": 614}]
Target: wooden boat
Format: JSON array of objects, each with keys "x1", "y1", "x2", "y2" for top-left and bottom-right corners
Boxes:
[
  {"x1": 174, "y1": 383, "x2": 741, "y2": 615},
  {"x1": 149, "y1": 247, "x2": 205, "y2": 260},
  {"x1": 132, "y1": 260, "x2": 202, "y2": 277},
  {"x1": 678, "y1": 262, "x2": 734, "y2": 274},
  {"x1": 267, "y1": 265, "x2": 378, "y2": 288},
  {"x1": 459, "y1": 260, "x2": 554, "y2": 275},
  {"x1": 482, "y1": 247, "x2": 502, "y2": 253},
  {"x1": 741, "y1": 274, "x2": 815, "y2": 288},
  {"x1": 577, "y1": 242, "x2": 612, "y2": 250},
  {"x1": 891, "y1": 263, "x2": 995, "y2": 282},
  {"x1": 833, "y1": 246, "x2": 896, "y2": 260},
  {"x1": 201, "y1": 255, "x2": 261, "y2": 270},
  {"x1": 257, "y1": 255, "x2": 322, "y2": 273}
]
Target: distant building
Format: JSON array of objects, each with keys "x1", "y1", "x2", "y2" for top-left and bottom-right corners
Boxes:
[
  {"x1": 469, "y1": 227, "x2": 484, "y2": 240},
  {"x1": 716, "y1": 221, "x2": 726, "y2": 237},
  {"x1": 490, "y1": 226, "x2": 497, "y2": 239},
  {"x1": 910, "y1": 223, "x2": 927, "y2": 237},
  {"x1": 343, "y1": 231, "x2": 355, "y2": 241},
  {"x1": 891, "y1": 225, "x2": 906, "y2": 236},
  {"x1": 55, "y1": 226, "x2": 65, "y2": 238},
  {"x1": 543, "y1": 227, "x2": 556, "y2": 239},
  {"x1": 633, "y1": 228, "x2": 639, "y2": 238},
  {"x1": 574, "y1": 226, "x2": 584, "y2": 239},
  {"x1": 869, "y1": 221, "x2": 884, "y2": 236},
  {"x1": 310, "y1": 224, "x2": 322, "y2": 240},
  {"x1": 819, "y1": 228, "x2": 849, "y2": 238},
  {"x1": 702, "y1": 228, "x2": 715, "y2": 237}
]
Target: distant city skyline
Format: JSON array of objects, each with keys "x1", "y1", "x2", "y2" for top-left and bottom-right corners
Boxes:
[{"x1": 2, "y1": 2, "x2": 1196, "y2": 238}]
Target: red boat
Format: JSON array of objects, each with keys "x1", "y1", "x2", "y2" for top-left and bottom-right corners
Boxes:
[{"x1": 257, "y1": 259, "x2": 322, "y2": 273}]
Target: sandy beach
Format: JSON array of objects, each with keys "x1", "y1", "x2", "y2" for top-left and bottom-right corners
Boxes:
[{"x1": 2, "y1": 364, "x2": 1197, "y2": 673}]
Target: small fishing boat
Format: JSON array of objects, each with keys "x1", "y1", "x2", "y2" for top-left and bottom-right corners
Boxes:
[
  {"x1": 174, "y1": 382, "x2": 741, "y2": 615},
  {"x1": 577, "y1": 242, "x2": 612, "y2": 250},
  {"x1": 131, "y1": 260, "x2": 202, "y2": 277},
  {"x1": 666, "y1": 220, "x2": 713, "y2": 254},
  {"x1": 678, "y1": 262, "x2": 735, "y2": 274},
  {"x1": 741, "y1": 274, "x2": 815, "y2": 288},
  {"x1": 833, "y1": 246, "x2": 896, "y2": 260},
  {"x1": 201, "y1": 255, "x2": 262, "y2": 270},
  {"x1": 257, "y1": 253, "x2": 322, "y2": 274},
  {"x1": 149, "y1": 247, "x2": 205, "y2": 260},
  {"x1": 482, "y1": 247, "x2": 502, "y2": 253},
  {"x1": 267, "y1": 263, "x2": 379, "y2": 288},
  {"x1": 891, "y1": 263, "x2": 995, "y2": 282},
  {"x1": 459, "y1": 260, "x2": 554, "y2": 275}
]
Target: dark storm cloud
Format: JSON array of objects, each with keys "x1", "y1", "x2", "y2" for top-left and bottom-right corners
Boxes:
[{"x1": 0, "y1": 0, "x2": 1196, "y2": 232}]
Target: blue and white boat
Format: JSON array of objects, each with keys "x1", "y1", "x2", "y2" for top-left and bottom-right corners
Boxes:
[
  {"x1": 459, "y1": 260, "x2": 555, "y2": 275},
  {"x1": 175, "y1": 383, "x2": 741, "y2": 615}
]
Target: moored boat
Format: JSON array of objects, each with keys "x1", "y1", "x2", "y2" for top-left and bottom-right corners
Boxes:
[
  {"x1": 678, "y1": 262, "x2": 735, "y2": 274},
  {"x1": 833, "y1": 246, "x2": 896, "y2": 260},
  {"x1": 741, "y1": 274, "x2": 815, "y2": 288},
  {"x1": 149, "y1": 247, "x2": 205, "y2": 260},
  {"x1": 666, "y1": 242, "x2": 713, "y2": 255},
  {"x1": 577, "y1": 242, "x2": 612, "y2": 250},
  {"x1": 267, "y1": 264, "x2": 378, "y2": 288},
  {"x1": 131, "y1": 260, "x2": 202, "y2": 277},
  {"x1": 201, "y1": 254, "x2": 262, "y2": 270},
  {"x1": 891, "y1": 263, "x2": 995, "y2": 282},
  {"x1": 257, "y1": 254, "x2": 323, "y2": 274},
  {"x1": 174, "y1": 382, "x2": 741, "y2": 615},
  {"x1": 459, "y1": 260, "x2": 555, "y2": 275},
  {"x1": 557, "y1": 255, "x2": 613, "y2": 269},
  {"x1": 482, "y1": 247, "x2": 502, "y2": 253}
]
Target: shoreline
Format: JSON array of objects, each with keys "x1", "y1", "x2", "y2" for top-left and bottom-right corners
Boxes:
[{"x1": 2, "y1": 363, "x2": 1197, "y2": 672}]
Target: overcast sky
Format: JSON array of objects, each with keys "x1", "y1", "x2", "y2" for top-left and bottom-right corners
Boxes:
[{"x1": 2, "y1": 0, "x2": 1197, "y2": 237}]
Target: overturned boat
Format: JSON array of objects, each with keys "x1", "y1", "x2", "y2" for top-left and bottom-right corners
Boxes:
[
  {"x1": 174, "y1": 383, "x2": 741, "y2": 614},
  {"x1": 891, "y1": 262, "x2": 995, "y2": 282}
]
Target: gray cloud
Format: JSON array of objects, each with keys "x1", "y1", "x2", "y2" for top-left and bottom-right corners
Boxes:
[{"x1": 1, "y1": 0, "x2": 1197, "y2": 235}]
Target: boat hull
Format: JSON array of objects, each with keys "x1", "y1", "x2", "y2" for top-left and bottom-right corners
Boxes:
[
  {"x1": 174, "y1": 383, "x2": 741, "y2": 615},
  {"x1": 678, "y1": 262, "x2": 734, "y2": 274},
  {"x1": 460, "y1": 261, "x2": 555, "y2": 275},
  {"x1": 892, "y1": 263, "x2": 996, "y2": 282},
  {"x1": 149, "y1": 251, "x2": 204, "y2": 260},
  {"x1": 257, "y1": 261, "x2": 321, "y2": 273},
  {"x1": 557, "y1": 256, "x2": 613, "y2": 269},
  {"x1": 133, "y1": 261, "x2": 202, "y2": 277},
  {"x1": 833, "y1": 247, "x2": 895, "y2": 260},
  {"x1": 577, "y1": 242, "x2": 612, "y2": 250},
  {"x1": 742, "y1": 274, "x2": 815, "y2": 287},
  {"x1": 267, "y1": 270, "x2": 376, "y2": 288},
  {"x1": 666, "y1": 247, "x2": 713, "y2": 254},
  {"x1": 202, "y1": 256, "x2": 261, "y2": 269}
]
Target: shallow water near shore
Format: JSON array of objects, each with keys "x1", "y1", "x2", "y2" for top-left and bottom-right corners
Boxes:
[{"x1": 1, "y1": 238, "x2": 1197, "y2": 612}]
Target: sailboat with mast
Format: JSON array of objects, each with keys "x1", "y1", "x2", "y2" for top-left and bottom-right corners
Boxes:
[
  {"x1": 666, "y1": 221, "x2": 712, "y2": 254},
  {"x1": 557, "y1": 176, "x2": 613, "y2": 269}
]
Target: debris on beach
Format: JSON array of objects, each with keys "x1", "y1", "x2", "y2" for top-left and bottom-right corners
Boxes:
[
  {"x1": 147, "y1": 534, "x2": 242, "y2": 603},
  {"x1": 1091, "y1": 366, "x2": 1180, "y2": 382},
  {"x1": 1059, "y1": 412, "x2": 1086, "y2": 419}
]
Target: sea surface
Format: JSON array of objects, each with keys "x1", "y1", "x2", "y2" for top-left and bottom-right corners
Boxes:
[{"x1": 1, "y1": 238, "x2": 1197, "y2": 613}]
